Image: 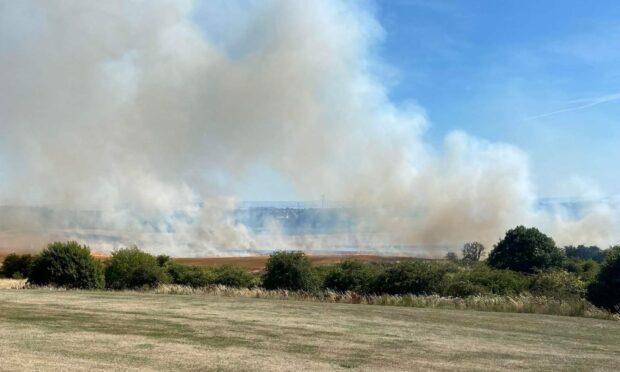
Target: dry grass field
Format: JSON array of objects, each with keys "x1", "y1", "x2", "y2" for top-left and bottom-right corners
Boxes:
[{"x1": 1, "y1": 288, "x2": 619, "y2": 371}]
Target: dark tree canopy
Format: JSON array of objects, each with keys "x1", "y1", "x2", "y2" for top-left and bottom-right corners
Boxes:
[
  {"x1": 462, "y1": 242, "x2": 485, "y2": 262},
  {"x1": 564, "y1": 245, "x2": 605, "y2": 263},
  {"x1": 487, "y1": 226, "x2": 564, "y2": 273},
  {"x1": 587, "y1": 246, "x2": 620, "y2": 312},
  {"x1": 1, "y1": 253, "x2": 33, "y2": 278}
]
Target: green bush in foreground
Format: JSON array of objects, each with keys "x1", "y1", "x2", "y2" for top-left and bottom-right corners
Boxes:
[
  {"x1": 529, "y1": 270, "x2": 586, "y2": 299},
  {"x1": 212, "y1": 265, "x2": 258, "y2": 288},
  {"x1": 487, "y1": 226, "x2": 565, "y2": 273},
  {"x1": 263, "y1": 251, "x2": 319, "y2": 291},
  {"x1": 587, "y1": 246, "x2": 620, "y2": 313},
  {"x1": 1, "y1": 253, "x2": 33, "y2": 279},
  {"x1": 167, "y1": 263, "x2": 214, "y2": 287},
  {"x1": 442, "y1": 266, "x2": 529, "y2": 297},
  {"x1": 105, "y1": 247, "x2": 169, "y2": 289},
  {"x1": 323, "y1": 260, "x2": 379, "y2": 293},
  {"x1": 28, "y1": 241, "x2": 104, "y2": 289},
  {"x1": 372, "y1": 261, "x2": 456, "y2": 295}
]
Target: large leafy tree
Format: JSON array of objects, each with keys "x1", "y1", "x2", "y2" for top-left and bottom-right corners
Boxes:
[
  {"x1": 587, "y1": 246, "x2": 620, "y2": 312},
  {"x1": 487, "y1": 226, "x2": 564, "y2": 273}
]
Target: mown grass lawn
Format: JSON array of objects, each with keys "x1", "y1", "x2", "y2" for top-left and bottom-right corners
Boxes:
[{"x1": 0, "y1": 289, "x2": 619, "y2": 371}]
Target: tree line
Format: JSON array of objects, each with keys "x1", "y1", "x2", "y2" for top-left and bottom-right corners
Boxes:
[{"x1": 1, "y1": 225, "x2": 619, "y2": 313}]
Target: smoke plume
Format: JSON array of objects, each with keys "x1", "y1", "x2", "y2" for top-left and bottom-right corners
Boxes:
[{"x1": 0, "y1": 0, "x2": 618, "y2": 255}]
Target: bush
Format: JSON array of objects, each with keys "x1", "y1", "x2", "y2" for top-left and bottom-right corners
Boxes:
[
  {"x1": 487, "y1": 226, "x2": 564, "y2": 273},
  {"x1": 529, "y1": 270, "x2": 586, "y2": 299},
  {"x1": 262, "y1": 251, "x2": 319, "y2": 291},
  {"x1": 564, "y1": 259, "x2": 600, "y2": 283},
  {"x1": 587, "y1": 246, "x2": 620, "y2": 312},
  {"x1": 212, "y1": 265, "x2": 257, "y2": 288},
  {"x1": 1, "y1": 253, "x2": 33, "y2": 279},
  {"x1": 372, "y1": 261, "x2": 456, "y2": 295},
  {"x1": 322, "y1": 260, "x2": 379, "y2": 293},
  {"x1": 28, "y1": 241, "x2": 104, "y2": 289},
  {"x1": 167, "y1": 263, "x2": 214, "y2": 287},
  {"x1": 442, "y1": 266, "x2": 529, "y2": 296},
  {"x1": 105, "y1": 247, "x2": 169, "y2": 289}
]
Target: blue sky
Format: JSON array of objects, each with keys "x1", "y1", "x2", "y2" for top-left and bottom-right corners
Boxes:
[{"x1": 375, "y1": 0, "x2": 620, "y2": 197}]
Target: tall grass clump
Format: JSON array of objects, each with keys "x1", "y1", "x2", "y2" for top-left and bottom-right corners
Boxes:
[{"x1": 152, "y1": 284, "x2": 618, "y2": 320}]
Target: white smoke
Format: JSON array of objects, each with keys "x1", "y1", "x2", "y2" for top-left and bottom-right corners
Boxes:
[{"x1": 0, "y1": 0, "x2": 618, "y2": 255}]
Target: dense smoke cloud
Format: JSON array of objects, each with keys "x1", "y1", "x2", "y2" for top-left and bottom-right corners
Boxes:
[{"x1": 0, "y1": 0, "x2": 618, "y2": 255}]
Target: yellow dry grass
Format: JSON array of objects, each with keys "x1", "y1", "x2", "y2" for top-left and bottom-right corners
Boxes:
[{"x1": 1, "y1": 287, "x2": 619, "y2": 371}]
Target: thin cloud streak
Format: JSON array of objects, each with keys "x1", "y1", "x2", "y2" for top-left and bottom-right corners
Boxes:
[{"x1": 525, "y1": 92, "x2": 620, "y2": 121}]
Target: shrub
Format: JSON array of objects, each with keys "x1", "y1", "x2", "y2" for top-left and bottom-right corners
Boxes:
[
  {"x1": 564, "y1": 259, "x2": 600, "y2": 283},
  {"x1": 323, "y1": 260, "x2": 379, "y2": 293},
  {"x1": 529, "y1": 270, "x2": 586, "y2": 299},
  {"x1": 487, "y1": 226, "x2": 564, "y2": 273},
  {"x1": 462, "y1": 242, "x2": 485, "y2": 262},
  {"x1": 442, "y1": 266, "x2": 529, "y2": 296},
  {"x1": 1, "y1": 253, "x2": 33, "y2": 279},
  {"x1": 28, "y1": 241, "x2": 104, "y2": 289},
  {"x1": 167, "y1": 263, "x2": 214, "y2": 287},
  {"x1": 262, "y1": 251, "x2": 319, "y2": 291},
  {"x1": 212, "y1": 265, "x2": 257, "y2": 288},
  {"x1": 442, "y1": 279, "x2": 489, "y2": 297},
  {"x1": 105, "y1": 247, "x2": 169, "y2": 289},
  {"x1": 587, "y1": 246, "x2": 620, "y2": 312},
  {"x1": 372, "y1": 261, "x2": 456, "y2": 295}
]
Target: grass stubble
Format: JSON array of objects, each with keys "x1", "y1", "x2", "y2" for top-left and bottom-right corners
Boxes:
[{"x1": 0, "y1": 280, "x2": 619, "y2": 371}]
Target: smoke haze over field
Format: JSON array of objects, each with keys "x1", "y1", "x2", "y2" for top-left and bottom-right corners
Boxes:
[{"x1": 1, "y1": 0, "x2": 619, "y2": 256}]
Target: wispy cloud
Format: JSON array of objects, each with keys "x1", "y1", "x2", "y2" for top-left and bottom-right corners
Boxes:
[{"x1": 525, "y1": 92, "x2": 620, "y2": 120}]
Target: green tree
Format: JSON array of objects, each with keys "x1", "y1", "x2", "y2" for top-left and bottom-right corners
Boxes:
[
  {"x1": 587, "y1": 246, "x2": 620, "y2": 312},
  {"x1": 487, "y1": 226, "x2": 564, "y2": 273},
  {"x1": 262, "y1": 251, "x2": 319, "y2": 291},
  {"x1": 28, "y1": 241, "x2": 104, "y2": 289},
  {"x1": 462, "y1": 242, "x2": 485, "y2": 262},
  {"x1": 105, "y1": 246, "x2": 169, "y2": 289},
  {"x1": 1, "y1": 253, "x2": 33, "y2": 278}
]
